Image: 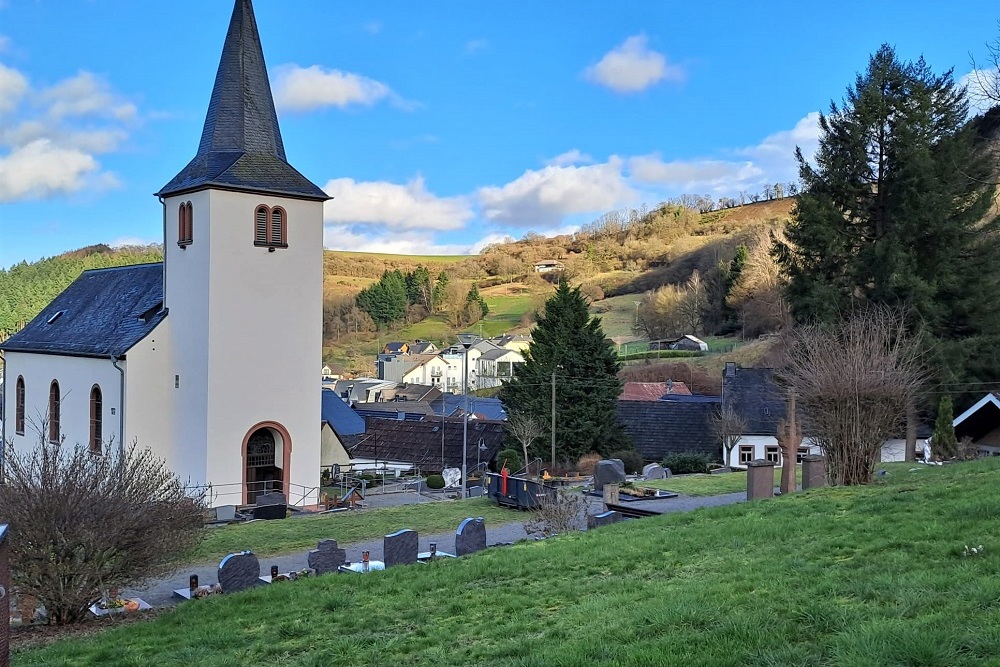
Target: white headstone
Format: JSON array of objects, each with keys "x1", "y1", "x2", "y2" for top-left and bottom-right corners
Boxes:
[{"x1": 442, "y1": 468, "x2": 462, "y2": 488}]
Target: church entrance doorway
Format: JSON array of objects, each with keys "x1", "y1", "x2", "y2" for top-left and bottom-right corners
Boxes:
[{"x1": 242, "y1": 422, "x2": 291, "y2": 504}]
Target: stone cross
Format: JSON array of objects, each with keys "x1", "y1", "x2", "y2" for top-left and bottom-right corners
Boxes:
[
  {"x1": 218, "y1": 551, "x2": 262, "y2": 593},
  {"x1": 1, "y1": 524, "x2": 9, "y2": 667},
  {"x1": 455, "y1": 517, "x2": 486, "y2": 556},
  {"x1": 383, "y1": 530, "x2": 419, "y2": 567},
  {"x1": 307, "y1": 539, "x2": 347, "y2": 575}
]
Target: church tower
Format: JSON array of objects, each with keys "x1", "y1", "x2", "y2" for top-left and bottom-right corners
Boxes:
[{"x1": 157, "y1": 0, "x2": 327, "y2": 505}]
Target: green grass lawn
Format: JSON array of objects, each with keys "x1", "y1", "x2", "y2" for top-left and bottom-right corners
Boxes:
[
  {"x1": 640, "y1": 467, "x2": 802, "y2": 496},
  {"x1": 188, "y1": 497, "x2": 516, "y2": 563},
  {"x1": 19, "y1": 460, "x2": 1000, "y2": 666}
]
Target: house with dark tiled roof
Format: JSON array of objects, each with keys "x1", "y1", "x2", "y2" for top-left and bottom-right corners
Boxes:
[
  {"x1": 1, "y1": 0, "x2": 328, "y2": 507},
  {"x1": 616, "y1": 398, "x2": 721, "y2": 462},
  {"x1": 953, "y1": 393, "x2": 1000, "y2": 456}
]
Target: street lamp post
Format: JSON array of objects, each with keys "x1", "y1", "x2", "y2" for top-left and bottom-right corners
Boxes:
[{"x1": 457, "y1": 333, "x2": 477, "y2": 500}]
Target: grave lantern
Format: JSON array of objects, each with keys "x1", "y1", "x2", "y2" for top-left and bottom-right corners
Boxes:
[
  {"x1": 189, "y1": 574, "x2": 199, "y2": 592},
  {"x1": 429, "y1": 542, "x2": 437, "y2": 561},
  {"x1": 271, "y1": 565, "x2": 279, "y2": 579},
  {"x1": 362, "y1": 550, "x2": 370, "y2": 572}
]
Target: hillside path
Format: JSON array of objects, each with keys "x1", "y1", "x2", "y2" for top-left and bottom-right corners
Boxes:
[{"x1": 128, "y1": 491, "x2": 745, "y2": 608}]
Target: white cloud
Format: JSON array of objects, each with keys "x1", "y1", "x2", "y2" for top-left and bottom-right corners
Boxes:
[
  {"x1": 0, "y1": 139, "x2": 98, "y2": 202},
  {"x1": 323, "y1": 177, "x2": 473, "y2": 231},
  {"x1": 0, "y1": 62, "x2": 28, "y2": 114},
  {"x1": 630, "y1": 154, "x2": 762, "y2": 189},
  {"x1": 40, "y1": 71, "x2": 137, "y2": 120},
  {"x1": 110, "y1": 236, "x2": 155, "y2": 248},
  {"x1": 323, "y1": 225, "x2": 481, "y2": 255},
  {"x1": 478, "y1": 158, "x2": 635, "y2": 227},
  {"x1": 584, "y1": 35, "x2": 683, "y2": 94},
  {"x1": 545, "y1": 149, "x2": 595, "y2": 167},
  {"x1": 272, "y1": 64, "x2": 397, "y2": 112},
  {"x1": 960, "y1": 68, "x2": 1000, "y2": 115}
]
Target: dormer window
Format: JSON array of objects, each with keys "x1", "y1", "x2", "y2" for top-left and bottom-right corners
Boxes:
[
  {"x1": 178, "y1": 201, "x2": 193, "y2": 247},
  {"x1": 254, "y1": 204, "x2": 287, "y2": 249}
]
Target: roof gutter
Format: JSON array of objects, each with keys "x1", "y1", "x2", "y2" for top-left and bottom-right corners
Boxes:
[{"x1": 111, "y1": 354, "x2": 125, "y2": 458}]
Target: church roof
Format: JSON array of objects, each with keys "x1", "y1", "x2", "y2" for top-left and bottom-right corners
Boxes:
[
  {"x1": 157, "y1": 0, "x2": 328, "y2": 201},
  {"x1": 1, "y1": 264, "x2": 166, "y2": 359}
]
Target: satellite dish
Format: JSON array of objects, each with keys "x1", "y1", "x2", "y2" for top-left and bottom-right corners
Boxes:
[{"x1": 442, "y1": 468, "x2": 462, "y2": 488}]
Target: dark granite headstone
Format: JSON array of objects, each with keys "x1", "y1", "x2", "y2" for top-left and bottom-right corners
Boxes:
[
  {"x1": 594, "y1": 459, "x2": 627, "y2": 491},
  {"x1": 455, "y1": 517, "x2": 486, "y2": 556},
  {"x1": 1, "y1": 524, "x2": 9, "y2": 667},
  {"x1": 384, "y1": 529, "x2": 419, "y2": 567},
  {"x1": 256, "y1": 492, "x2": 287, "y2": 506},
  {"x1": 587, "y1": 511, "x2": 623, "y2": 529},
  {"x1": 218, "y1": 551, "x2": 262, "y2": 593},
  {"x1": 642, "y1": 463, "x2": 667, "y2": 480},
  {"x1": 251, "y1": 503, "x2": 287, "y2": 520},
  {"x1": 308, "y1": 539, "x2": 347, "y2": 575}
]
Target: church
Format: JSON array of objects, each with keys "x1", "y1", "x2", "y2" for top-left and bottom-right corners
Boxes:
[{"x1": 0, "y1": 0, "x2": 326, "y2": 507}]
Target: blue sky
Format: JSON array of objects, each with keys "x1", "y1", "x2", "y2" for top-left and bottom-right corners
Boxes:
[{"x1": 0, "y1": 0, "x2": 997, "y2": 268}]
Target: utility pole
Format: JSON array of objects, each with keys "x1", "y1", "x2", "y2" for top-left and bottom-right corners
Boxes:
[{"x1": 551, "y1": 370, "x2": 556, "y2": 469}]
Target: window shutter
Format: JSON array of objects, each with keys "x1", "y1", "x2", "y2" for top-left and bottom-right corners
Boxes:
[
  {"x1": 271, "y1": 209, "x2": 284, "y2": 245},
  {"x1": 255, "y1": 207, "x2": 269, "y2": 244}
]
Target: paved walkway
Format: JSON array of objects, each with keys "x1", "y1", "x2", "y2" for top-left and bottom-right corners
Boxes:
[{"x1": 127, "y1": 490, "x2": 746, "y2": 608}]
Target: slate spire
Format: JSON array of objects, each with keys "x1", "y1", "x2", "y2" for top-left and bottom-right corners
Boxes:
[{"x1": 158, "y1": 0, "x2": 328, "y2": 200}]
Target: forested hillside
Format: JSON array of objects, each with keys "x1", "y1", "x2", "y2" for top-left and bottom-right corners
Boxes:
[{"x1": 0, "y1": 245, "x2": 164, "y2": 338}]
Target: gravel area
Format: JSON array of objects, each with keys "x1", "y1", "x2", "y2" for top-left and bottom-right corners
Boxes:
[{"x1": 129, "y1": 490, "x2": 746, "y2": 608}]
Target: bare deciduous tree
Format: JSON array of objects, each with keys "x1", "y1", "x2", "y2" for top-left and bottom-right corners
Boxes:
[
  {"x1": 970, "y1": 24, "x2": 1000, "y2": 106},
  {"x1": 0, "y1": 432, "x2": 204, "y2": 624},
  {"x1": 776, "y1": 306, "x2": 926, "y2": 485},
  {"x1": 710, "y1": 403, "x2": 747, "y2": 467},
  {"x1": 506, "y1": 411, "x2": 544, "y2": 471}
]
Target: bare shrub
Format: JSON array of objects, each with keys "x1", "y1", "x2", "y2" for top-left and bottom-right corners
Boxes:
[
  {"x1": 505, "y1": 411, "x2": 544, "y2": 472},
  {"x1": 776, "y1": 306, "x2": 926, "y2": 485},
  {"x1": 524, "y1": 489, "x2": 589, "y2": 537},
  {"x1": 576, "y1": 452, "x2": 602, "y2": 476},
  {"x1": 711, "y1": 403, "x2": 746, "y2": 466},
  {"x1": 0, "y1": 438, "x2": 205, "y2": 624}
]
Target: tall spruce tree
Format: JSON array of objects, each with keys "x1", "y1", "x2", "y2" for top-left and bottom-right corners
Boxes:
[
  {"x1": 499, "y1": 279, "x2": 629, "y2": 463},
  {"x1": 776, "y1": 45, "x2": 1000, "y2": 401}
]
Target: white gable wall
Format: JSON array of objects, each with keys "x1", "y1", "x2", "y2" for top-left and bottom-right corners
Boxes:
[{"x1": 2, "y1": 351, "x2": 122, "y2": 453}]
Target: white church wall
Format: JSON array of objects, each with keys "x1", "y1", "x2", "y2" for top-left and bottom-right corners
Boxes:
[
  {"x1": 202, "y1": 189, "x2": 324, "y2": 506},
  {"x1": 2, "y1": 351, "x2": 122, "y2": 454}
]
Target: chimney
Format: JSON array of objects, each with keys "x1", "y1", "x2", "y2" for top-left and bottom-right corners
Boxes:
[{"x1": 725, "y1": 362, "x2": 736, "y2": 378}]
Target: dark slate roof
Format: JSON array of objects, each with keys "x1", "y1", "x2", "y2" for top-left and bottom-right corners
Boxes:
[
  {"x1": 616, "y1": 399, "x2": 721, "y2": 462},
  {"x1": 321, "y1": 389, "x2": 366, "y2": 437},
  {"x1": 1, "y1": 264, "x2": 165, "y2": 358},
  {"x1": 344, "y1": 417, "x2": 506, "y2": 473},
  {"x1": 722, "y1": 366, "x2": 786, "y2": 435},
  {"x1": 157, "y1": 0, "x2": 328, "y2": 201},
  {"x1": 431, "y1": 395, "x2": 507, "y2": 421}
]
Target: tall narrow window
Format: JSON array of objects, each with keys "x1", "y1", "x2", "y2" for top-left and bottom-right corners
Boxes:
[
  {"x1": 270, "y1": 207, "x2": 286, "y2": 246},
  {"x1": 48, "y1": 380, "x2": 61, "y2": 444},
  {"x1": 90, "y1": 385, "x2": 103, "y2": 454},
  {"x1": 15, "y1": 375, "x2": 25, "y2": 435},
  {"x1": 255, "y1": 206, "x2": 269, "y2": 245},
  {"x1": 178, "y1": 202, "x2": 193, "y2": 247}
]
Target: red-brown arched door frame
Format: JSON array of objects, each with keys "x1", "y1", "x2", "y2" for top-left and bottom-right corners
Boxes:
[{"x1": 241, "y1": 421, "x2": 292, "y2": 504}]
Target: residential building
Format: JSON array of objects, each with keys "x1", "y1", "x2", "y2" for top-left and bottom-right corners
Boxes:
[{"x1": 616, "y1": 397, "x2": 721, "y2": 462}]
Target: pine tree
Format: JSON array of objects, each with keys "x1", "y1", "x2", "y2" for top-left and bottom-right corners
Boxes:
[
  {"x1": 776, "y1": 45, "x2": 1000, "y2": 399},
  {"x1": 499, "y1": 279, "x2": 629, "y2": 463},
  {"x1": 932, "y1": 396, "x2": 958, "y2": 460}
]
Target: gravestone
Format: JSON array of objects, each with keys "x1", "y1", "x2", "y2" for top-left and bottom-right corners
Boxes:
[
  {"x1": 801, "y1": 455, "x2": 827, "y2": 490},
  {"x1": 218, "y1": 551, "x2": 262, "y2": 593},
  {"x1": 642, "y1": 463, "x2": 668, "y2": 480},
  {"x1": 307, "y1": 539, "x2": 347, "y2": 575},
  {"x1": 593, "y1": 459, "x2": 626, "y2": 491},
  {"x1": 384, "y1": 529, "x2": 419, "y2": 567},
  {"x1": 256, "y1": 492, "x2": 287, "y2": 506},
  {"x1": 747, "y1": 459, "x2": 775, "y2": 501},
  {"x1": 455, "y1": 517, "x2": 487, "y2": 556},
  {"x1": 587, "y1": 511, "x2": 623, "y2": 529},
  {"x1": 1, "y1": 524, "x2": 9, "y2": 667}
]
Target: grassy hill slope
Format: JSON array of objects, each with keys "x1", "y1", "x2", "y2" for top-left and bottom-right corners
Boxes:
[{"x1": 17, "y1": 459, "x2": 1000, "y2": 666}]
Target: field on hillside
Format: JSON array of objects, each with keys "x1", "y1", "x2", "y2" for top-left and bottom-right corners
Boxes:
[{"x1": 19, "y1": 460, "x2": 1000, "y2": 666}]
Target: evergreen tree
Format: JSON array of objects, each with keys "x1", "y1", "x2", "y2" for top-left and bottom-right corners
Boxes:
[
  {"x1": 356, "y1": 270, "x2": 407, "y2": 327},
  {"x1": 932, "y1": 395, "x2": 958, "y2": 460},
  {"x1": 776, "y1": 45, "x2": 1000, "y2": 400},
  {"x1": 499, "y1": 279, "x2": 629, "y2": 463},
  {"x1": 432, "y1": 271, "x2": 449, "y2": 312},
  {"x1": 466, "y1": 283, "x2": 489, "y2": 317},
  {"x1": 405, "y1": 266, "x2": 432, "y2": 309}
]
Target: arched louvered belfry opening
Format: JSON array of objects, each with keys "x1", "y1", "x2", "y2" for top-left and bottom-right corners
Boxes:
[
  {"x1": 48, "y1": 380, "x2": 61, "y2": 444},
  {"x1": 15, "y1": 375, "x2": 25, "y2": 435},
  {"x1": 90, "y1": 385, "x2": 103, "y2": 454}
]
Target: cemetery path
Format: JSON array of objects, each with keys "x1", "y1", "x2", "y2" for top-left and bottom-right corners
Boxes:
[{"x1": 128, "y1": 491, "x2": 746, "y2": 608}]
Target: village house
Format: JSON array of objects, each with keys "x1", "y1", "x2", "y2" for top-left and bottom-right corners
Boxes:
[{"x1": 1, "y1": 0, "x2": 326, "y2": 507}]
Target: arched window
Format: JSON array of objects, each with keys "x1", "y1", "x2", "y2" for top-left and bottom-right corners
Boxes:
[
  {"x1": 178, "y1": 202, "x2": 193, "y2": 247},
  {"x1": 48, "y1": 380, "x2": 60, "y2": 444},
  {"x1": 254, "y1": 204, "x2": 288, "y2": 248},
  {"x1": 15, "y1": 375, "x2": 25, "y2": 435},
  {"x1": 90, "y1": 385, "x2": 103, "y2": 454},
  {"x1": 270, "y1": 207, "x2": 286, "y2": 246}
]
